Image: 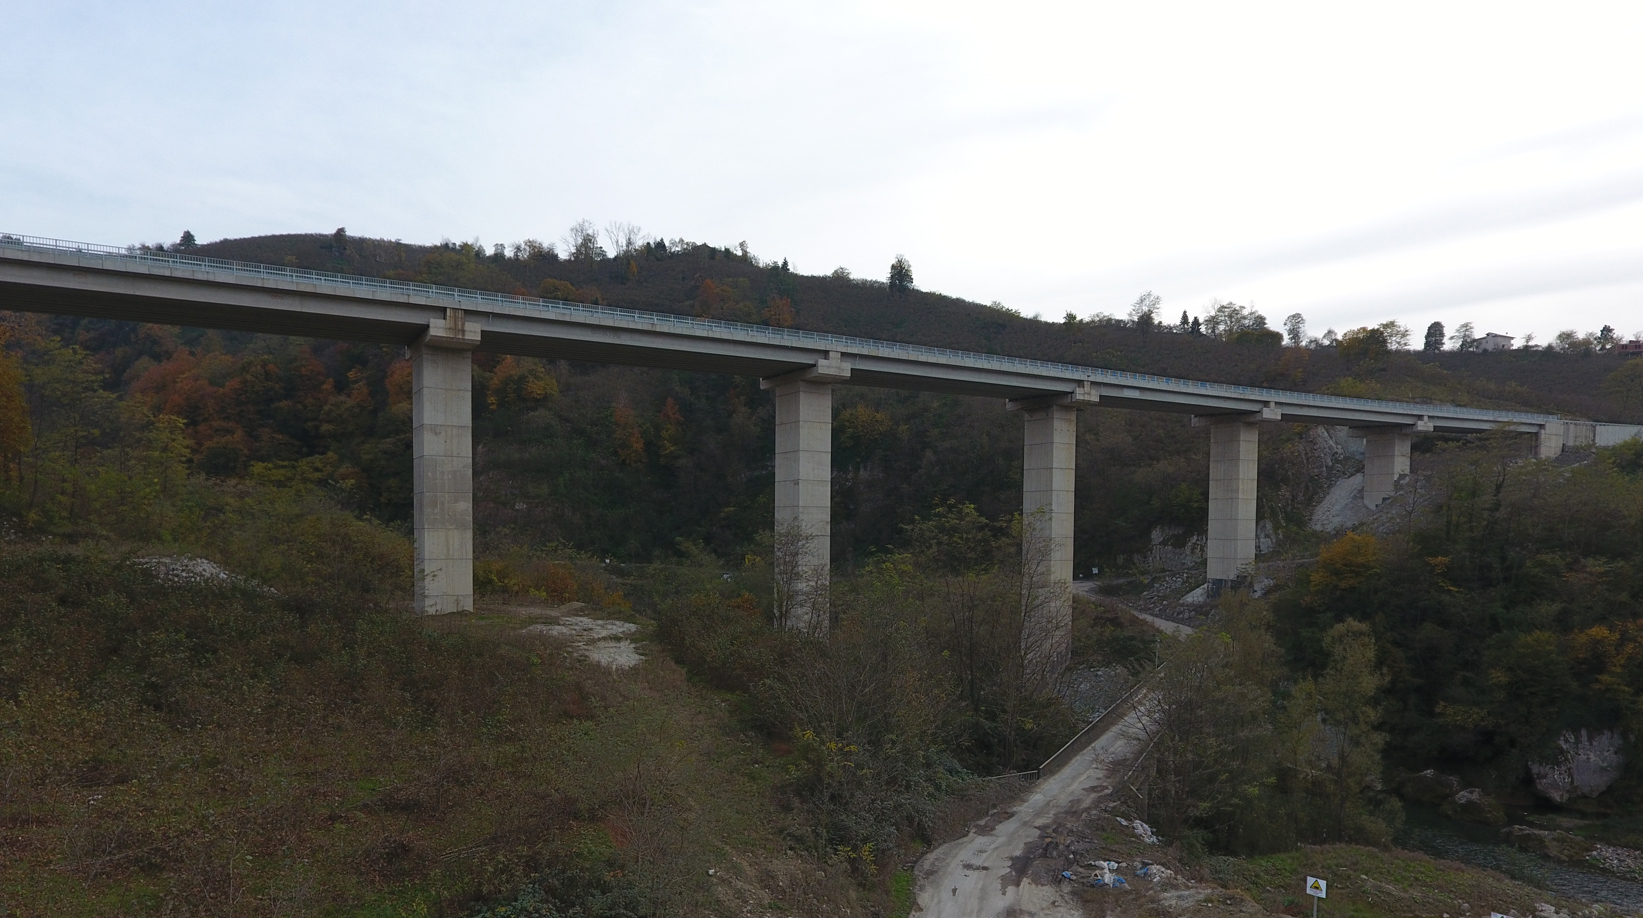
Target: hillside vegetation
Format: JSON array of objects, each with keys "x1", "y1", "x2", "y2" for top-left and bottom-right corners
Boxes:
[{"x1": 1, "y1": 228, "x2": 1641, "y2": 915}]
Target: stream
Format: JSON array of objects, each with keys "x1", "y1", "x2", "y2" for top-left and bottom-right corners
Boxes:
[{"x1": 1396, "y1": 806, "x2": 1643, "y2": 910}]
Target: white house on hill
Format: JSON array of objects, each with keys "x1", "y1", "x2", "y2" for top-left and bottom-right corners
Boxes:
[{"x1": 1477, "y1": 332, "x2": 1515, "y2": 352}]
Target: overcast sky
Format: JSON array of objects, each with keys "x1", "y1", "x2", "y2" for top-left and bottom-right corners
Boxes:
[{"x1": 4, "y1": 1, "x2": 1642, "y2": 344}]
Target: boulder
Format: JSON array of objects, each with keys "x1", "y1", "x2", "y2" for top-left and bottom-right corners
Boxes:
[
  {"x1": 1441, "y1": 788, "x2": 1507, "y2": 826},
  {"x1": 1529, "y1": 730, "x2": 1624, "y2": 804},
  {"x1": 1400, "y1": 769, "x2": 1462, "y2": 805},
  {"x1": 1500, "y1": 825, "x2": 1596, "y2": 862}
]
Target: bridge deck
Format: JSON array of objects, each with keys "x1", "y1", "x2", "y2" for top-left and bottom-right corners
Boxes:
[{"x1": 0, "y1": 233, "x2": 1563, "y2": 433}]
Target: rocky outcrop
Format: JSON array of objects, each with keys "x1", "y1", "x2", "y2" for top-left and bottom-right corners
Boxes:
[
  {"x1": 1133, "y1": 526, "x2": 1205, "y2": 573},
  {"x1": 1501, "y1": 826, "x2": 1596, "y2": 862},
  {"x1": 1441, "y1": 788, "x2": 1506, "y2": 826},
  {"x1": 1399, "y1": 769, "x2": 1461, "y2": 805},
  {"x1": 1529, "y1": 730, "x2": 1624, "y2": 803}
]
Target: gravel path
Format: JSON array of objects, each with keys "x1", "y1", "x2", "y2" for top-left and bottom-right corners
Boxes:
[{"x1": 913, "y1": 594, "x2": 1186, "y2": 918}]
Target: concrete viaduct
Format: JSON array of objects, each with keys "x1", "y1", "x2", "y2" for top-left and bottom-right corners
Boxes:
[{"x1": 0, "y1": 234, "x2": 1595, "y2": 670}]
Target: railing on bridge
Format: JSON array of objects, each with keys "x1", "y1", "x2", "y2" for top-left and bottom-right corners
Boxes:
[{"x1": 0, "y1": 232, "x2": 1560, "y2": 426}]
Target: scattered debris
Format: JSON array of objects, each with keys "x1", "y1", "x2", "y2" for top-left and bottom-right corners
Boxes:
[
  {"x1": 1117, "y1": 817, "x2": 1160, "y2": 845},
  {"x1": 1137, "y1": 863, "x2": 1175, "y2": 883},
  {"x1": 1589, "y1": 844, "x2": 1643, "y2": 882},
  {"x1": 522, "y1": 616, "x2": 643, "y2": 669},
  {"x1": 130, "y1": 556, "x2": 269, "y2": 591}
]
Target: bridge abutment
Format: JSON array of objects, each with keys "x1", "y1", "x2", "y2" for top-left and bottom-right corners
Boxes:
[
  {"x1": 1536, "y1": 422, "x2": 1565, "y2": 459},
  {"x1": 412, "y1": 309, "x2": 480, "y2": 614}
]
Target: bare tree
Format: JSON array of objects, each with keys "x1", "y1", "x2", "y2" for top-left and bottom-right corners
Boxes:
[
  {"x1": 603, "y1": 221, "x2": 647, "y2": 259},
  {"x1": 563, "y1": 219, "x2": 606, "y2": 262},
  {"x1": 1018, "y1": 509, "x2": 1071, "y2": 688},
  {"x1": 772, "y1": 518, "x2": 830, "y2": 636}
]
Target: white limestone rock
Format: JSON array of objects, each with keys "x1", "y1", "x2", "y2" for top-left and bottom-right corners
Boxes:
[{"x1": 1530, "y1": 729, "x2": 1624, "y2": 803}]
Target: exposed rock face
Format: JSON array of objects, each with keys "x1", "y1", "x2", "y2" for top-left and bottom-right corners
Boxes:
[
  {"x1": 1399, "y1": 769, "x2": 1462, "y2": 805},
  {"x1": 1255, "y1": 519, "x2": 1277, "y2": 554},
  {"x1": 1529, "y1": 730, "x2": 1624, "y2": 803},
  {"x1": 1501, "y1": 825, "x2": 1596, "y2": 862},
  {"x1": 1442, "y1": 788, "x2": 1507, "y2": 826},
  {"x1": 1133, "y1": 525, "x2": 1205, "y2": 572}
]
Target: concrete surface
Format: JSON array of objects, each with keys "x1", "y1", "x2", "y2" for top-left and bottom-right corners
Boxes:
[
  {"x1": 1207, "y1": 420, "x2": 1259, "y2": 584},
  {"x1": 412, "y1": 310, "x2": 479, "y2": 614},
  {"x1": 770, "y1": 375, "x2": 835, "y2": 632},
  {"x1": 1362, "y1": 429, "x2": 1411, "y2": 509},
  {"x1": 1020, "y1": 403, "x2": 1077, "y2": 677}
]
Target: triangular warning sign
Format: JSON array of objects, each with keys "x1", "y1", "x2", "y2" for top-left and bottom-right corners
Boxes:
[{"x1": 1309, "y1": 880, "x2": 1322, "y2": 892}]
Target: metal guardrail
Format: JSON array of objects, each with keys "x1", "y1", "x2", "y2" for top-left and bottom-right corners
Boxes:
[
  {"x1": 980, "y1": 673, "x2": 1151, "y2": 784},
  {"x1": 0, "y1": 232, "x2": 1561, "y2": 426}
]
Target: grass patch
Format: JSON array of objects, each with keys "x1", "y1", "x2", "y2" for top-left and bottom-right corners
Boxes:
[
  {"x1": 0, "y1": 545, "x2": 789, "y2": 917},
  {"x1": 1203, "y1": 845, "x2": 1589, "y2": 918},
  {"x1": 889, "y1": 867, "x2": 914, "y2": 917}
]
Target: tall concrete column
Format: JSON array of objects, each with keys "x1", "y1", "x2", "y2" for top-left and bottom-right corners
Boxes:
[
  {"x1": 1207, "y1": 420, "x2": 1259, "y2": 587},
  {"x1": 1361, "y1": 430, "x2": 1411, "y2": 508},
  {"x1": 413, "y1": 308, "x2": 480, "y2": 614},
  {"x1": 763, "y1": 353, "x2": 850, "y2": 634},
  {"x1": 1019, "y1": 403, "x2": 1076, "y2": 679}
]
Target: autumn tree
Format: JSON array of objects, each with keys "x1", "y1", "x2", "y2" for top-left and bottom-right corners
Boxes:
[
  {"x1": 1337, "y1": 326, "x2": 1390, "y2": 364},
  {"x1": 761, "y1": 295, "x2": 796, "y2": 328}
]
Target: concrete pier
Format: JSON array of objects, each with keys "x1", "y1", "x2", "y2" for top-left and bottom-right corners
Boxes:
[
  {"x1": 1362, "y1": 429, "x2": 1411, "y2": 508},
  {"x1": 764, "y1": 353, "x2": 850, "y2": 633},
  {"x1": 412, "y1": 309, "x2": 480, "y2": 614},
  {"x1": 1018, "y1": 403, "x2": 1076, "y2": 678},
  {"x1": 1207, "y1": 420, "x2": 1259, "y2": 587},
  {"x1": 1536, "y1": 422, "x2": 1565, "y2": 459}
]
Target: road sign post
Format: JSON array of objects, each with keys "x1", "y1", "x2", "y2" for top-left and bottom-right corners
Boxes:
[{"x1": 1306, "y1": 876, "x2": 1327, "y2": 918}]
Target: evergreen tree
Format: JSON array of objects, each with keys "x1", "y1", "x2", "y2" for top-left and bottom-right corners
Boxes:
[
  {"x1": 1423, "y1": 321, "x2": 1445, "y2": 352},
  {"x1": 176, "y1": 230, "x2": 198, "y2": 250},
  {"x1": 887, "y1": 255, "x2": 914, "y2": 296}
]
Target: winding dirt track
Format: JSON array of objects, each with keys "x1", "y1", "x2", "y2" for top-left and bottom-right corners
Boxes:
[
  {"x1": 912, "y1": 703, "x2": 1149, "y2": 917},
  {"x1": 913, "y1": 584, "x2": 1179, "y2": 918}
]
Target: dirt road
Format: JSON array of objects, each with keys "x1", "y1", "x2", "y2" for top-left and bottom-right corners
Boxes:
[
  {"x1": 912, "y1": 703, "x2": 1150, "y2": 917},
  {"x1": 913, "y1": 584, "x2": 1186, "y2": 918}
]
